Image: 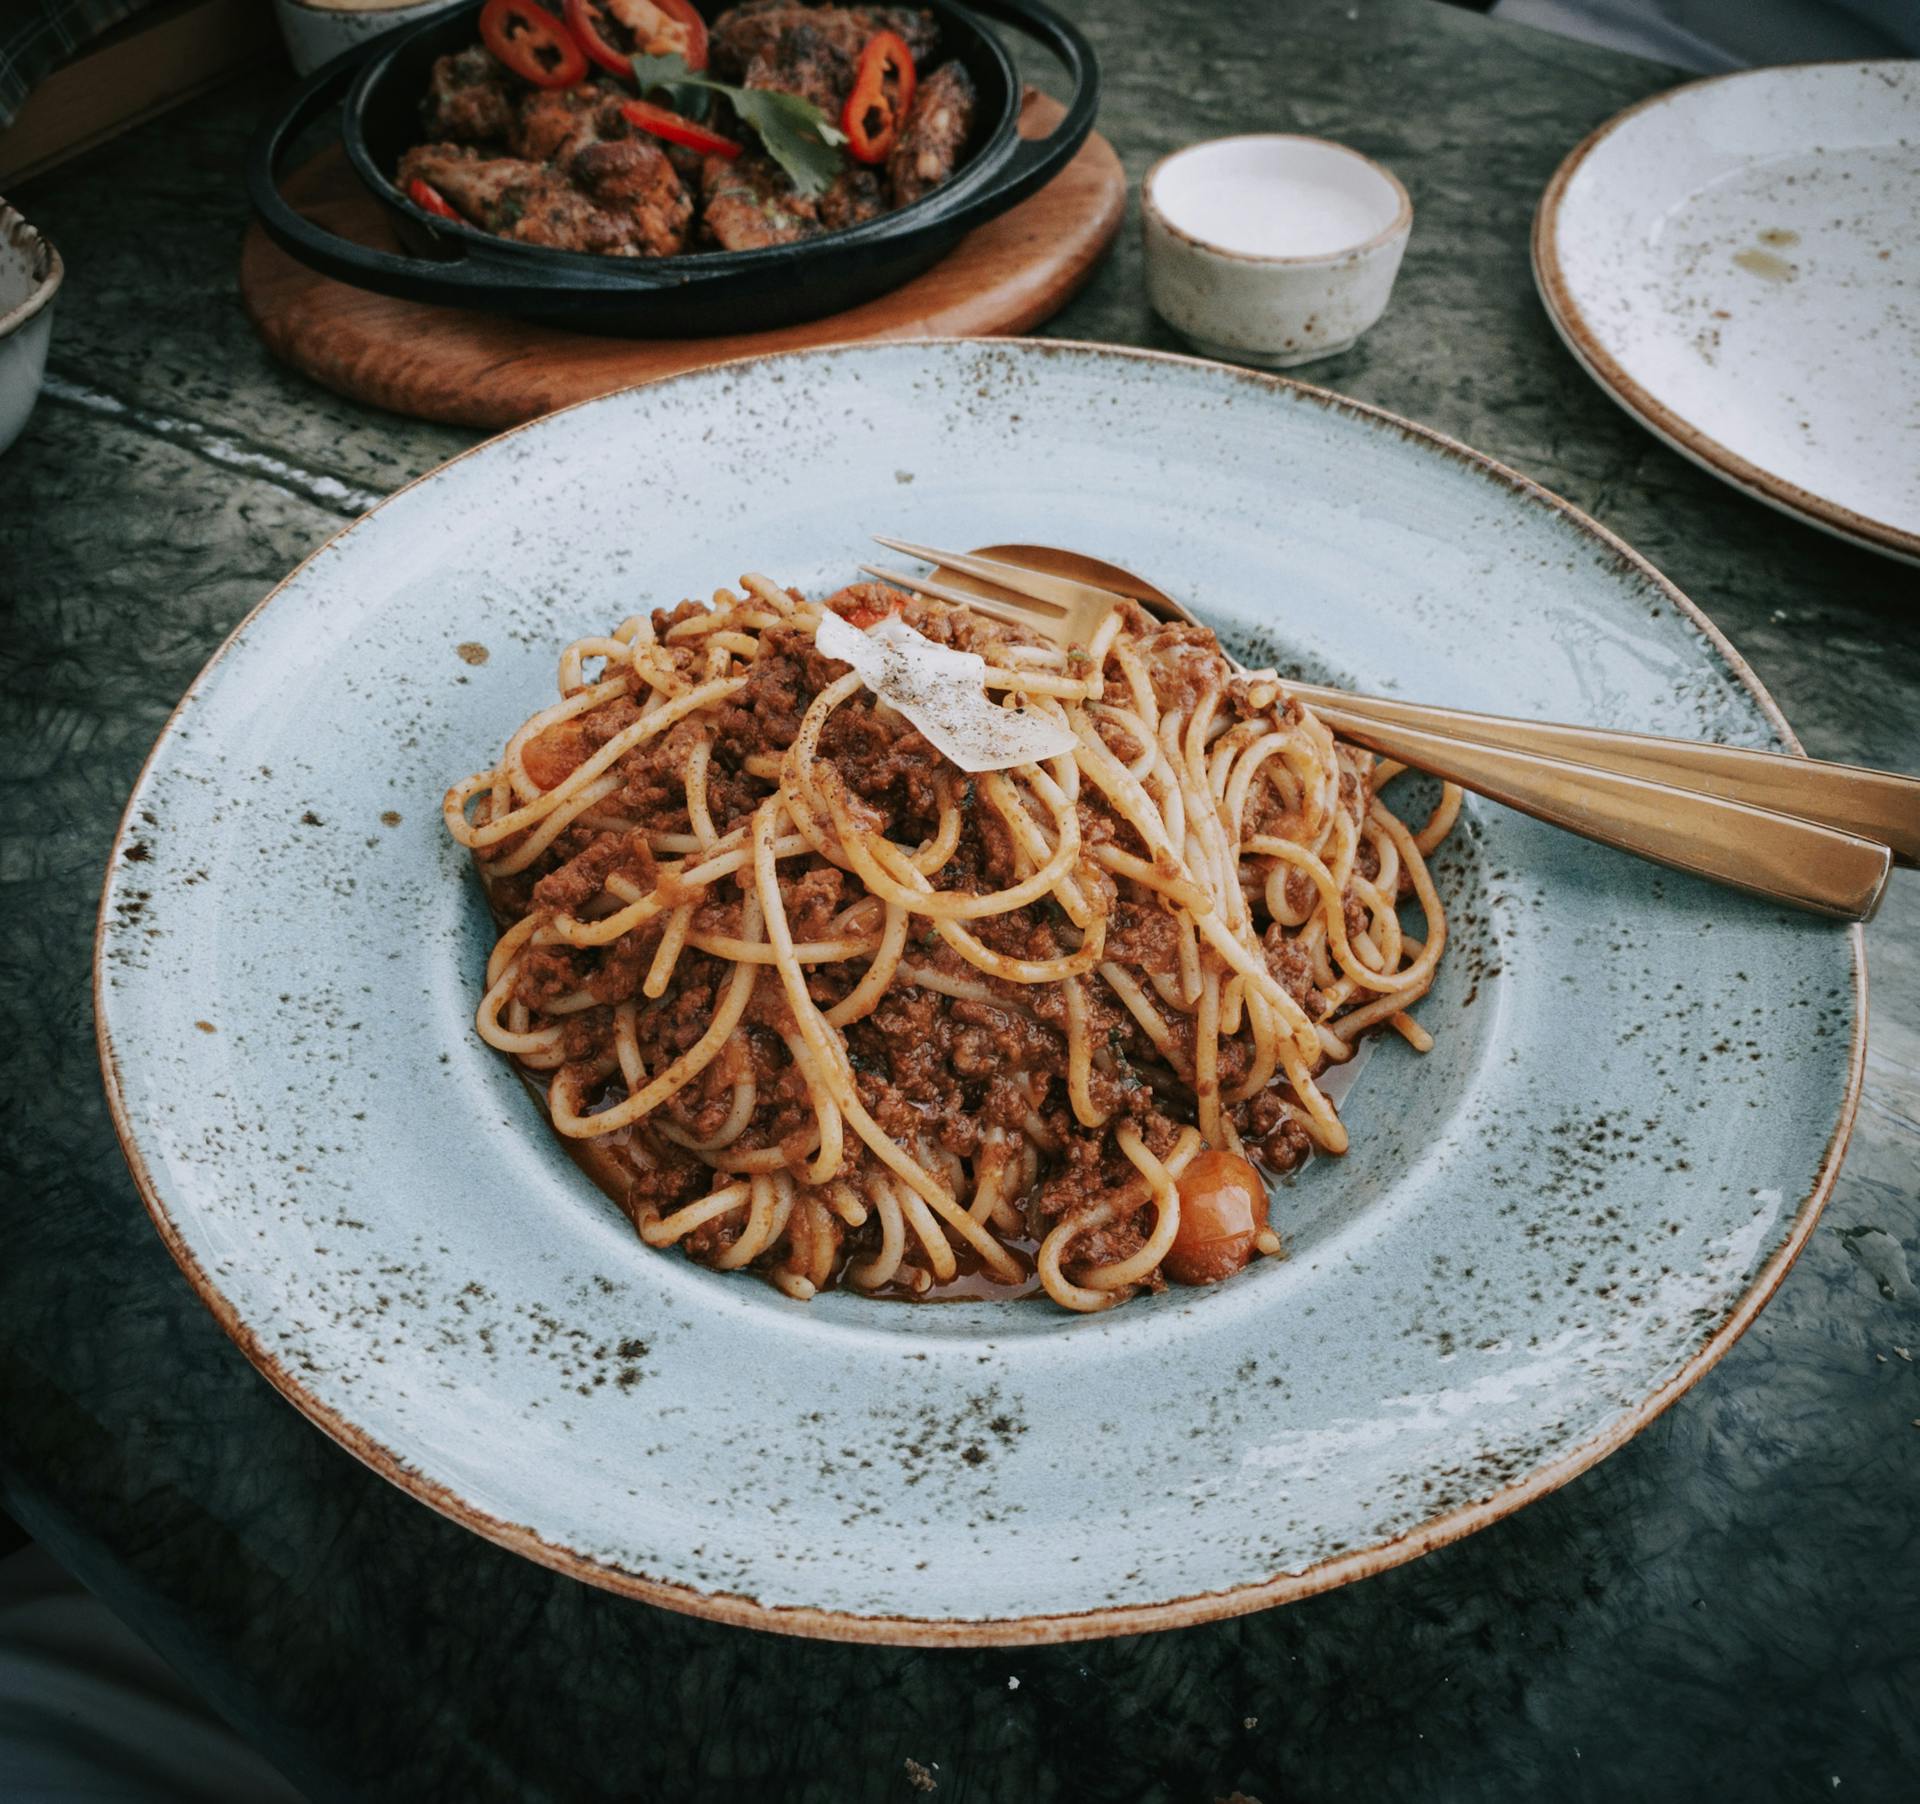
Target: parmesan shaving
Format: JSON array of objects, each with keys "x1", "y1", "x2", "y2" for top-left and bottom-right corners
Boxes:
[{"x1": 815, "y1": 612, "x2": 1077, "y2": 773}]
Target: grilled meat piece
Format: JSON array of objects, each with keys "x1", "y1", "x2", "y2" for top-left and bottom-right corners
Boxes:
[
  {"x1": 818, "y1": 162, "x2": 887, "y2": 231},
  {"x1": 516, "y1": 87, "x2": 695, "y2": 254},
  {"x1": 887, "y1": 59, "x2": 974, "y2": 203},
  {"x1": 699, "y1": 152, "x2": 823, "y2": 249},
  {"x1": 662, "y1": 140, "x2": 706, "y2": 188},
  {"x1": 516, "y1": 83, "x2": 622, "y2": 163},
  {"x1": 571, "y1": 136, "x2": 695, "y2": 251},
  {"x1": 396, "y1": 145, "x2": 623, "y2": 252},
  {"x1": 743, "y1": 22, "x2": 858, "y2": 117},
  {"x1": 710, "y1": 3, "x2": 940, "y2": 84},
  {"x1": 420, "y1": 46, "x2": 516, "y2": 145},
  {"x1": 398, "y1": 143, "x2": 689, "y2": 257},
  {"x1": 698, "y1": 144, "x2": 882, "y2": 249}
]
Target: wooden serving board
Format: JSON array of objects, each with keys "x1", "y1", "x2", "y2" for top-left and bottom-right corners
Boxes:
[{"x1": 239, "y1": 92, "x2": 1125, "y2": 430}]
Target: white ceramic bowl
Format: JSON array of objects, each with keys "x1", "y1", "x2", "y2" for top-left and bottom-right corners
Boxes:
[
  {"x1": 1143, "y1": 135, "x2": 1412, "y2": 368},
  {"x1": 0, "y1": 199, "x2": 62, "y2": 457},
  {"x1": 274, "y1": 0, "x2": 470, "y2": 76}
]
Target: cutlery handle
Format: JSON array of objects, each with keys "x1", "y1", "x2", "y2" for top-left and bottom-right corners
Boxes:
[
  {"x1": 1287, "y1": 681, "x2": 1920, "y2": 866},
  {"x1": 1311, "y1": 703, "x2": 1891, "y2": 920}
]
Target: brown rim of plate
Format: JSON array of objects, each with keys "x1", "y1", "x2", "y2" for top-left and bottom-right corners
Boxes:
[
  {"x1": 1143, "y1": 135, "x2": 1413, "y2": 266},
  {"x1": 1531, "y1": 59, "x2": 1920, "y2": 566},
  {"x1": 91, "y1": 337, "x2": 1869, "y2": 1648}
]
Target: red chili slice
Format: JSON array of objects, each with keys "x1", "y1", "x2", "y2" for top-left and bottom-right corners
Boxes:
[
  {"x1": 565, "y1": 0, "x2": 709, "y2": 76},
  {"x1": 479, "y1": 0, "x2": 589, "y2": 88},
  {"x1": 619, "y1": 97, "x2": 740, "y2": 158},
  {"x1": 841, "y1": 29, "x2": 916, "y2": 165},
  {"x1": 406, "y1": 177, "x2": 464, "y2": 221},
  {"x1": 651, "y1": 0, "x2": 710, "y2": 72},
  {"x1": 564, "y1": 0, "x2": 629, "y2": 75}
]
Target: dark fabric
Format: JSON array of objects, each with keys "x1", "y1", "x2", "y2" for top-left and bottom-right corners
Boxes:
[{"x1": 0, "y1": 0, "x2": 153, "y2": 127}]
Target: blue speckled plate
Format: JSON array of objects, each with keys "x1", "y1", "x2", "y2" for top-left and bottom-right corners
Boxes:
[{"x1": 95, "y1": 341, "x2": 1863, "y2": 1644}]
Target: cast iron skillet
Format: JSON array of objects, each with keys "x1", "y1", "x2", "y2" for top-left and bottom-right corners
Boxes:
[{"x1": 248, "y1": 0, "x2": 1099, "y2": 337}]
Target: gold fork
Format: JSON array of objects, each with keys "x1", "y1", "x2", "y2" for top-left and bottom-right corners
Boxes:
[{"x1": 859, "y1": 535, "x2": 1917, "y2": 922}]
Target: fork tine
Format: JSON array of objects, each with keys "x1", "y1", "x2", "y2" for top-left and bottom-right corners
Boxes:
[
  {"x1": 870, "y1": 536, "x2": 1122, "y2": 619},
  {"x1": 856, "y1": 563, "x2": 1042, "y2": 631}
]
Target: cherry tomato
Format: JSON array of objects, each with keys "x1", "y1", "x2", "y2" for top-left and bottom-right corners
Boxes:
[
  {"x1": 479, "y1": 0, "x2": 589, "y2": 89},
  {"x1": 565, "y1": 0, "x2": 629, "y2": 75},
  {"x1": 1164, "y1": 1150, "x2": 1269, "y2": 1286}
]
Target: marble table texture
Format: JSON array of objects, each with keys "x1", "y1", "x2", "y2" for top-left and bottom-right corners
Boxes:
[{"x1": 3, "y1": 1, "x2": 1917, "y2": 1799}]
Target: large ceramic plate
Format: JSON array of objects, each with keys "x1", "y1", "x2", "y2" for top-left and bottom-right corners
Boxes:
[
  {"x1": 96, "y1": 341, "x2": 1862, "y2": 1644},
  {"x1": 1533, "y1": 61, "x2": 1920, "y2": 565}
]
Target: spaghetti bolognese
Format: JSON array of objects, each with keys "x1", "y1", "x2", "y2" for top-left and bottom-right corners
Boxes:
[{"x1": 444, "y1": 575, "x2": 1457, "y2": 1311}]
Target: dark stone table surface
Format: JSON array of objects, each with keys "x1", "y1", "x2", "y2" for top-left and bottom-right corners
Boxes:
[{"x1": 3, "y1": 2, "x2": 1916, "y2": 1799}]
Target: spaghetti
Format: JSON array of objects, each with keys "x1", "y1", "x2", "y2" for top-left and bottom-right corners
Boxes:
[{"x1": 445, "y1": 577, "x2": 1458, "y2": 1311}]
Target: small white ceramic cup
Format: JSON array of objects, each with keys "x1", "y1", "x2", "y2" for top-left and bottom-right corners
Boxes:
[
  {"x1": 274, "y1": 0, "x2": 470, "y2": 77},
  {"x1": 1142, "y1": 135, "x2": 1412, "y2": 368}
]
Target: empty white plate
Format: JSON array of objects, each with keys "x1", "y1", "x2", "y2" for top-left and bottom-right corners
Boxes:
[{"x1": 1533, "y1": 61, "x2": 1920, "y2": 565}]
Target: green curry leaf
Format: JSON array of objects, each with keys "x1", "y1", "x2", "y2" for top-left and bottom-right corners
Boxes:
[{"x1": 630, "y1": 53, "x2": 847, "y2": 199}]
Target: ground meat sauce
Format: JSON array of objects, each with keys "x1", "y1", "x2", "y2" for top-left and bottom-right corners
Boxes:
[{"x1": 473, "y1": 582, "x2": 1406, "y2": 1303}]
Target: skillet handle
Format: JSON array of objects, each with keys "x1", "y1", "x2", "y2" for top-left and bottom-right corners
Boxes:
[
  {"x1": 958, "y1": 0, "x2": 1102, "y2": 198},
  {"x1": 246, "y1": 47, "x2": 524, "y2": 303}
]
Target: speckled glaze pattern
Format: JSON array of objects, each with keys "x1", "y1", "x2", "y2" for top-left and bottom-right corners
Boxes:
[
  {"x1": 95, "y1": 339, "x2": 1861, "y2": 1642},
  {"x1": 1534, "y1": 61, "x2": 1920, "y2": 564}
]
